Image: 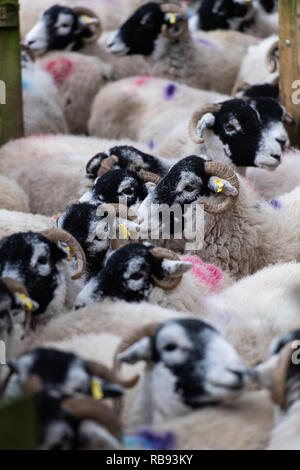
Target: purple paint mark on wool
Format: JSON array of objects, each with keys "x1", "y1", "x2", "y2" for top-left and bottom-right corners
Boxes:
[
  {"x1": 148, "y1": 140, "x2": 155, "y2": 150},
  {"x1": 194, "y1": 38, "x2": 219, "y2": 49},
  {"x1": 164, "y1": 83, "x2": 177, "y2": 100},
  {"x1": 269, "y1": 199, "x2": 282, "y2": 210}
]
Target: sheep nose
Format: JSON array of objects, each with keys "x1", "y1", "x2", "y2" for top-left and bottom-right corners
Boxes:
[
  {"x1": 26, "y1": 40, "x2": 36, "y2": 46},
  {"x1": 271, "y1": 154, "x2": 281, "y2": 162},
  {"x1": 74, "y1": 303, "x2": 85, "y2": 310},
  {"x1": 276, "y1": 137, "x2": 287, "y2": 150},
  {"x1": 228, "y1": 369, "x2": 246, "y2": 388}
]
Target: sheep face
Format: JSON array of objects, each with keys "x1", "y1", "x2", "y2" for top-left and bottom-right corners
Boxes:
[
  {"x1": 119, "y1": 318, "x2": 246, "y2": 418},
  {"x1": 0, "y1": 232, "x2": 68, "y2": 315},
  {"x1": 5, "y1": 348, "x2": 123, "y2": 400},
  {"x1": 80, "y1": 169, "x2": 149, "y2": 208},
  {"x1": 58, "y1": 203, "x2": 110, "y2": 279},
  {"x1": 86, "y1": 146, "x2": 170, "y2": 183},
  {"x1": 24, "y1": 5, "x2": 100, "y2": 56},
  {"x1": 107, "y1": 2, "x2": 187, "y2": 57},
  {"x1": 197, "y1": 0, "x2": 252, "y2": 32},
  {"x1": 191, "y1": 98, "x2": 286, "y2": 169},
  {"x1": 75, "y1": 243, "x2": 192, "y2": 308}
]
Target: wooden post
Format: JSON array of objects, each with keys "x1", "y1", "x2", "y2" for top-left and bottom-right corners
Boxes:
[
  {"x1": 279, "y1": 0, "x2": 300, "y2": 148},
  {"x1": 0, "y1": 0, "x2": 24, "y2": 147}
]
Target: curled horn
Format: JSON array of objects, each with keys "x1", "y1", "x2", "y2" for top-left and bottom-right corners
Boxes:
[
  {"x1": 231, "y1": 81, "x2": 251, "y2": 98},
  {"x1": 40, "y1": 228, "x2": 86, "y2": 280},
  {"x1": 97, "y1": 155, "x2": 119, "y2": 177},
  {"x1": 160, "y1": 3, "x2": 188, "y2": 40},
  {"x1": 85, "y1": 360, "x2": 139, "y2": 388},
  {"x1": 137, "y1": 169, "x2": 162, "y2": 185},
  {"x1": 265, "y1": 39, "x2": 279, "y2": 74},
  {"x1": 283, "y1": 110, "x2": 295, "y2": 126},
  {"x1": 73, "y1": 7, "x2": 102, "y2": 43},
  {"x1": 203, "y1": 161, "x2": 239, "y2": 214},
  {"x1": 62, "y1": 397, "x2": 122, "y2": 443},
  {"x1": 241, "y1": 1, "x2": 255, "y2": 23},
  {"x1": 188, "y1": 104, "x2": 222, "y2": 144},
  {"x1": 271, "y1": 341, "x2": 295, "y2": 407},
  {"x1": 149, "y1": 247, "x2": 182, "y2": 290}
]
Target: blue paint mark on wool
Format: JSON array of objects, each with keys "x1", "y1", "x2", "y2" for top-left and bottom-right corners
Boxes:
[
  {"x1": 148, "y1": 140, "x2": 155, "y2": 150},
  {"x1": 195, "y1": 37, "x2": 219, "y2": 49},
  {"x1": 164, "y1": 83, "x2": 177, "y2": 100},
  {"x1": 22, "y1": 78, "x2": 31, "y2": 90},
  {"x1": 269, "y1": 199, "x2": 282, "y2": 209}
]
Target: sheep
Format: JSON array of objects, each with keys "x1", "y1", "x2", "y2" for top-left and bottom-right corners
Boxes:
[
  {"x1": 0, "y1": 135, "x2": 150, "y2": 216},
  {"x1": 0, "y1": 209, "x2": 53, "y2": 241},
  {"x1": 21, "y1": 46, "x2": 69, "y2": 136},
  {"x1": 250, "y1": 330, "x2": 300, "y2": 449},
  {"x1": 36, "y1": 51, "x2": 113, "y2": 134},
  {"x1": 137, "y1": 157, "x2": 300, "y2": 279},
  {"x1": 0, "y1": 175, "x2": 30, "y2": 213},
  {"x1": 190, "y1": 0, "x2": 278, "y2": 38},
  {"x1": 24, "y1": 5, "x2": 150, "y2": 82},
  {"x1": 107, "y1": 2, "x2": 257, "y2": 94},
  {"x1": 232, "y1": 35, "x2": 279, "y2": 95},
  {"x1": 0, "y1": 228, "x2": 86, "y2": 323},
  {"x1": 88, "y1": 75, "x2": 228, "y2": 144}
]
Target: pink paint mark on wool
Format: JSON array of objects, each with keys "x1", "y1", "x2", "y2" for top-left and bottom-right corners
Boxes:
[
  {"x1": 134, "y1": 76, "x2": 154, "y2": 87},
  {"x1": 181, "y1": 255, "x2": 223, "y2": 292},
  {"x1": 45, "y1": 58, "x2": 73, "y2": 85}
]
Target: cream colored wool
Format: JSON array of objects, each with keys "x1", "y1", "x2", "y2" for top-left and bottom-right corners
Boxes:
[
  {"x1": 88, "y1": 76, "x2": 228, "y2": 145},
  {"x1": 0, "y1": 176, "x2": 30, "y2": 213},
  {"x1": 0, "y1": 209, "x2": 53, "y2": 240},
  {"x1": 1, "y1": 135, "x2": 148, "y2": 216}
]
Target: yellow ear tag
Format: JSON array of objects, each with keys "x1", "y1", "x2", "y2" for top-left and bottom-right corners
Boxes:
[
  {"x1": 81, "y1": 15, "x2": 94, "y2": 25},
  {"x1": 66, "y1": 246, "x2": 72, "y2": 262},
  {"x1": 19, "y1": 293, "x2": 33, "y2": 311},
  {"x1": 119, "y1": 223, "x2": 130, "y2": 239},
  {"x1": 170, "y1": 13, "x2": 177, "y2": 24},
  {"x1": 91, "y1": 379, "x2": 104, "y2": 400},
  {"x1": 215, "y1": 178, "x2": 224, "y2": 193}
]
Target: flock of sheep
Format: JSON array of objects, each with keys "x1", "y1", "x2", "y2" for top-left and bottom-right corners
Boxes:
[{"x1": 1, "y1": 0, "x2": 300, "y2": 451}]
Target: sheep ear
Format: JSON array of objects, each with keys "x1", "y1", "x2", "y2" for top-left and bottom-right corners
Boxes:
[
  {"x1": 117, "y1": 337, "x2": 152, "y2": 364},
  {"x1": 161, "y1": 260, "x2": 193, "y2": 278},
  {"x1": 196, "y1": 113, "x2": 215, "y2": 141},
  {"x1": 208, "y1": 176, "x2": 238, "y2": 196}
]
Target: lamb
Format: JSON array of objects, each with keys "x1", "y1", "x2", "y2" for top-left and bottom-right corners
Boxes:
[
  {"x1": 24, "y1": 5, "x2": 150, "y2": 82},
  {"x1": 137, "y1": 157, "x2": 300, "y2": 279},
  {"x1": 0, "y1": 175, "x2": 30, "y2": 213},
  {"x1": 251, "y1": 330, "x2": 300, "y2": 449},
  {"x1": 21, "y1": 46, "x2": 69, "y2": 136},
  {"x1": 88, "y1": 75, "x2": 228, "y2": 144},
  {"x1": 0, "y1": 228, "x2": 86, "y2": 323},
  {"x1": 232, "y1": 35, "x2": 279, "y2": 95},
  {"x1": 107, "y1": 2, "x2": 257, "y2": 94},
  {"x1": 190, "y1": 0, "x2": 278, "y2": 38}
]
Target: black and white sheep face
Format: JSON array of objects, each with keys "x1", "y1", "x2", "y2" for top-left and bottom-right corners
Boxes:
[
  {"x1": 194, "y1": 0, "x2": 251, "y2": 32},
  {"x1": 119, "y1": 318, "x2": 245, "y2": 416},
  {"x1": 107, "y1": 2, "x2": 186, "y2": 57},
  {"x1": 5, "y1": 348, "x2": 123, "y2": 400},
  {"x1": 195, "y1": 99, "x2": 286, "y2": 169},
  {"x1": 58, "y1": 203, "x2": 110, "y2": 279},
  {"x1": 86, "y1": 146, "x2": 170, "y2": 183},
  {"x1": 75, "y1": 243, "x2": 192, "y2": 308},
  {"x1": 80, "y1": 169, "x2": 149, "y2": 208},
  {"x1": 0, "y1": 232, "x2": 67, "y2": 315},
  {"x1": 24, "y1": 5, "x2": 99, "y2": 56}
]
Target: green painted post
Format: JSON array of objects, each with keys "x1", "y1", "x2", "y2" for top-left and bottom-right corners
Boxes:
[{"x1": 0, "y1": 0, "x2": 24, "y2": 147}]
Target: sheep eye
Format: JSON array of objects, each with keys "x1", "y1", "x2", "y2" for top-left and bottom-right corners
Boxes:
[
  {"x1": 130, "y1": 272, "x2": 143, "y2": 281},
  {"x1": 61, "y1": 24, "x2": 69, "y2": 28},
  {"x1": 224, "y1": 123, "x2": 236, "y2": 133},
  {"x1": 184, "y1": 185, "x2": 195, "y2": 192},
  {"x1": 164, "y1": 343, "x2": 177, "y2": 352},
  {"x1": 37, "y1": 256, "x2": 48, "y2": 265},
  {"x1": 122, "y1": 187, "x2": 134, "y2": 195}
]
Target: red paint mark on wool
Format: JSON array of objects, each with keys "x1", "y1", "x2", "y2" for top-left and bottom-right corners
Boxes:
[
  {"x1": 45, "y1": 58, "x2": 73, "y2": 85},
  {"x1": 134, "y1": 76, "x2": 154, "y2": 87},
  {"x1": 181, "y1": 255, "x2": 223, "y2": 292}
]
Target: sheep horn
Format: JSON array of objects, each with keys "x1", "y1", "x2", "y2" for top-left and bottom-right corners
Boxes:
[
  {"x1": 271, "y1": 341, "x2": 295, "y2": 407},
  {"x1": 231, "y1": 81, "x2": 251, "y2": 98},
  {"x1": 265, "y1": 39, "x2": 279, "y2": 74},
  {"x1": 138, "y1": 169, "x2": 162, "y2": 185},
  {"x1": 149, "y1": 247, "x2": 182, "y2": 290},
  {"x1": 203, "y1": 161, "x2": 239, "y2": 214},
  {"x1": 85, "y1": 360, "x2": 138, "y2": 388},
  {"x1": 73, "y1": 7, "x2": 102, "y2": 44},
  {"x1": 22, "y1": 374, "x2": 43, "y2": 394},
  {"x1": 40, "y1": 228, "x2": 86, "y2": 280},
  {"x1": 62, "y1": 397, "x2": 122, "y2": 442},
  {"x1": 188, "y1": 104, "x2": 222, "y2": 144},
  {"x1": 97, "y1": 155, "x2": 119, "y2": 177},
  {"x1": 242, "y1": 1, "x2": 255, "y2": 23},
  {"x1": 283, "y1": 110, "x2": 295, "y2": 126},
  {"x1": 160, "y1": 3, "x2": 188, "y2": 40}
]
